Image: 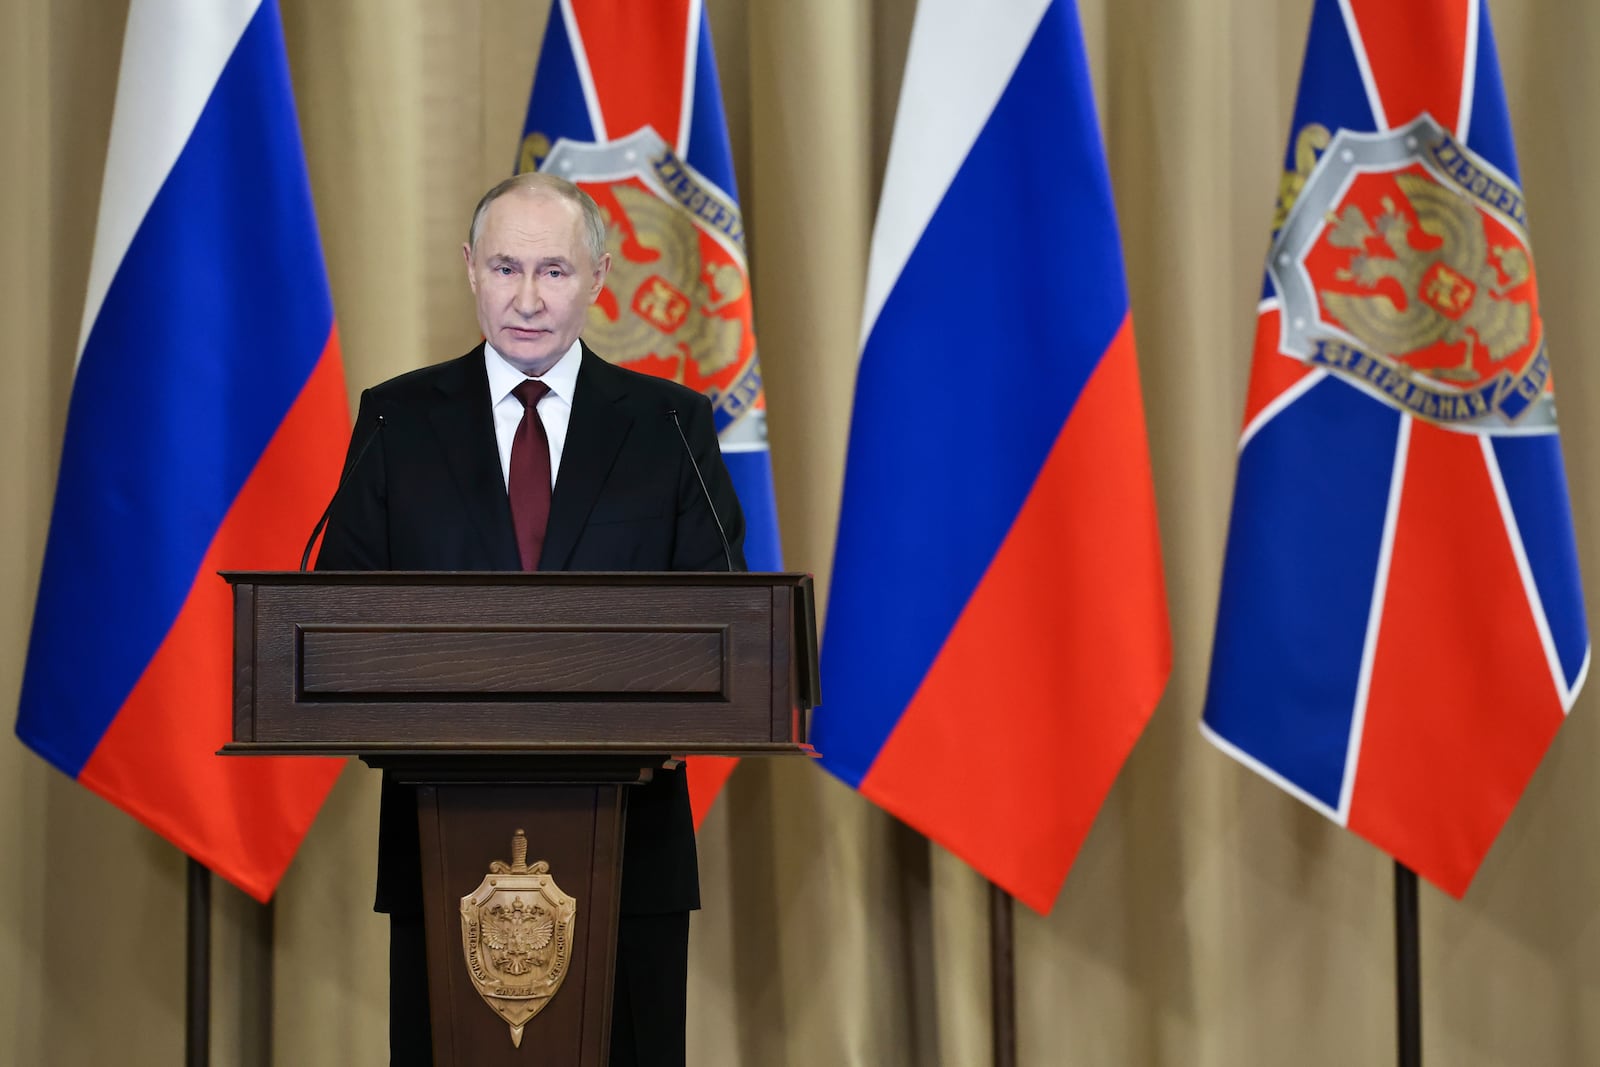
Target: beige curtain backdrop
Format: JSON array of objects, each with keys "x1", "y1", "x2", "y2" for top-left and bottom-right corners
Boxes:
[{"x1": 4, "y1": 0, "x2": 1599, "y2": 1063}]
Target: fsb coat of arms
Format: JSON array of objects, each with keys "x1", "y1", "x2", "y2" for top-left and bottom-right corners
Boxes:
[
  {"x1": 1271, "y1": 113, "x2": 1554, "y2": 433},
  {"x1": 460, "y1": 830, "x2": 577, "y2": 1048},
  {"x1": 526, "y1": 126, "x2": 768, "y2": 453}
]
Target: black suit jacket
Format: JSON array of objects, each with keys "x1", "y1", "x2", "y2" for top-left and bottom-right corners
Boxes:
[{"x1": 315, "y1": 342, "x2": 747, "y2": 917}]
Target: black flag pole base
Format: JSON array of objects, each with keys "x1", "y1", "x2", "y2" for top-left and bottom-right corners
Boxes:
[
  {"x1": 1395, "y1": 861, "x2": 1421, "y2": 1067},
  {"x1": 187, "y1": 857, "x2": 212, "y2": 1067},
  {"x1": 990, "y1": 880, "x2": 1017, "y2": 1067},
  {"x1": 254, "y1": 895, "x2": 276, "y2": 1066}
]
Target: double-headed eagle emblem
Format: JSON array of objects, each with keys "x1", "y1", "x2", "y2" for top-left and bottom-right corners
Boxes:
[
  {"x1": 587, "y1": 182, "x2": 746, "y2": 382},
  {"x1": 460, "y1": 830, "x2": 577, "y2": 1048},
  {"x1": 1322, "y1": 172, "x2": 1531, "y2": 382},
  {"x1": 1268, "y1": 114, "x2": 1552, "y2": 431}
]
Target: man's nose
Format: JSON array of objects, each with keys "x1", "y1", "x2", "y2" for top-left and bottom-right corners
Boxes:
[{"x1": 513, "y1": 274, "x2": 544, "y2": 316}]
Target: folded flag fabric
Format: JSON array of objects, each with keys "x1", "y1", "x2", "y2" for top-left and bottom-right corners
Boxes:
[
  {"x1": 517, "y1": 0, "x2": 784, "y2": 824},
  {"x1": 16, "y1": 0, "x2": 350, "y2": 902},
  {"x1": 813, "y1": 0, "x2": 1171, "y2": 914},
  {"x1": 1202, "y1": 0, "x2": 1589, "y2": 896}
]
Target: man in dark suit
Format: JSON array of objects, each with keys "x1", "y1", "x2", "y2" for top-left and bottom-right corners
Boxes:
[{"x1": 316, "y1": 171, "x2": 745, "y2": 1066}]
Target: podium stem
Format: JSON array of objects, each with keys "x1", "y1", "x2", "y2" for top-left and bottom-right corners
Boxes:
[{"x1": 990, "y1": 880, "x2": 1016, "y2": 1067}]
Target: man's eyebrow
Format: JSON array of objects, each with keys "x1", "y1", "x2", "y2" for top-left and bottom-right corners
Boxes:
[
  {"x1": 485, "y1": 252, "x2": 521, "y2": 267},
  {"x1": 534, "y1": 255, "x2": 575, "y2": 268}
]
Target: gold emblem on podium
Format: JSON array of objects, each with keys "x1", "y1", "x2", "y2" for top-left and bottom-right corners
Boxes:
[{"x1": 461, "y1": 830, "x2": 577, "y2": 1048}]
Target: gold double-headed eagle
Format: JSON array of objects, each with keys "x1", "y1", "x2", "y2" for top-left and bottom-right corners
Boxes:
[
  {"x1": 1275, "y1": 123, "x2": 1532, "y2": 385},
  {"x1": 1321, "y1": 172, "x2": 1530, "y2": 382},
  {"x1": 587, "y1": 183, "x2": 745, "y2": 382}
]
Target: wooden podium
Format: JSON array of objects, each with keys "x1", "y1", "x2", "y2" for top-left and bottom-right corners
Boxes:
[{"x1": 221, "y1": 571, "x2": 818, "y2": 1065}]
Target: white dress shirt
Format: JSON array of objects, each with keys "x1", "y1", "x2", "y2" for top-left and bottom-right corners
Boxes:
[{"x1": 485, "y1": 340, "x2": 582, "y2": 490}]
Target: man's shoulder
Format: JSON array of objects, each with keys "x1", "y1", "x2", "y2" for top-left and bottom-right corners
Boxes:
[
  {"x1": 363, "y1": 346, "x2": 485, "y2": 405},
  {"x1": 582, "y1": 346, "x2": 711, "y2": 414}
]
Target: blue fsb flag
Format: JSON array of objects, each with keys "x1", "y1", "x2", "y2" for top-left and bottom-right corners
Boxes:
[{"x1": 516, "y1": 0, "x2": 783, "y2": 820}]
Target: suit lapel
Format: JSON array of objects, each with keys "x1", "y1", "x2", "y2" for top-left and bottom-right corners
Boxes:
[
  {"x1": 539, "y1": 346, "x2": 633, "y2": 569},
  {"x1": 427, "y1": 346, "x2": 522, "y2": 570}
]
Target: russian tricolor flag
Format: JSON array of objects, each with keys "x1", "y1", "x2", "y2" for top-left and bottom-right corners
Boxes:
[
  {"x1": 16, "y1": 0, "x2": 349, "y2": 902},
  {"x1": 1203, "y1": 0, "x2": 1588, "y2": 897},
  {"x1": 815, "y1": 0, "x2": 1171, "y2": 913},
  {"x1": 519, "y1": 0, "x2": 782, "y2": 823}
]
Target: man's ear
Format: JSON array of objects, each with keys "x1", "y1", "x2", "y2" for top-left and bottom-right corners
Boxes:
[
  {"x1": 462, "y1": 242, "x2": 476, "y2": 292},
  {"x1": 590, "y1": 251, "x2": 611, "y2": 298}
]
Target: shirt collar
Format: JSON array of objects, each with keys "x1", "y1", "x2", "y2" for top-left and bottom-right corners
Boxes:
[{"x1": 485, "y1": 338, "x2": 583, "y2": 406}]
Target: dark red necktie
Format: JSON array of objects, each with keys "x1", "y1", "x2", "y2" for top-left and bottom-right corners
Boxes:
[{"x1": 508, "y1": 379, "x2": 552, "y2": 570}]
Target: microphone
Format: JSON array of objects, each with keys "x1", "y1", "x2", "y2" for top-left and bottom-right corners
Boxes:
[
  {"x1": 665, "y1": 407, "x2": 733, "y2": 572},
  {"x1": 299, "y1": 414, "x2": 385, "y2": 572}
]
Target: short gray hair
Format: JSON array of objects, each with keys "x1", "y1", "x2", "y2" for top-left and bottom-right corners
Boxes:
[{"x1": 467, "y1": 171, "x2": 608, "y2": 264}]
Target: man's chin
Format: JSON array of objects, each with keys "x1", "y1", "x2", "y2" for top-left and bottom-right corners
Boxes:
[{"x1": 494, "y1": 336, "x2": 563, "y2": 374}]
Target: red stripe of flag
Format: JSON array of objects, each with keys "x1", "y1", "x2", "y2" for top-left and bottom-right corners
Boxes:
[
  {"x1": 1241, "y1": 307, "x2": 1317, "y2": 433},
  {"x1": 569, "y1": 0, "x2": 692, "y2": 144},
  {"x1": 688, "y1": 756, "x2": 736, "y2": 826},
  {"x1": 1346, "y1": 0, "x2": 1472, "y2": 130},
  {"x1": 1349, "y1": 421, "x2": 1564, "y2": 896}
]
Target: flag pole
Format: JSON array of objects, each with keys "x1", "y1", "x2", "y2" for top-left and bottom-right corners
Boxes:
[
  {"x1": 254, "y1": 896, "x2": 276, "y2": 1065},
  {"x1": 186, "y1": 858, "x2": 212, "y2": 1066},
  {"x1": 989, "y1": 881, "x2": 1017, "y2": 1067},
  {"x1": 1394, "y1": 861, "x2": 1421, "y2": 1067}
]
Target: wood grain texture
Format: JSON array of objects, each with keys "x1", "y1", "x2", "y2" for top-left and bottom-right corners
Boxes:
[
  {"x1": 299, "y1": 627, "x2": 728, "y2": 697},
  {"x1": 229, "y1": 572, "x2": 814, "y2": 749}
]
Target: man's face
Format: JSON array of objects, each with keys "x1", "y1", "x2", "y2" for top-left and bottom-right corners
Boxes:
[{"x1": 463, "y1": 189, "x2": 610, "y2": 375}]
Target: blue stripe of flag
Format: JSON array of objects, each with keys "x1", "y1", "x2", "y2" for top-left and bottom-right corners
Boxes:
[
  {"x1": 1203, "y1": 377, "x2": 1402, "y2": 809},
  {"x1": 726, "y1": 453, "x2": 781, "y2": 571},
  {"x1": 683, "y1": 9, "x2": 738, "y2": 198},
  {"x1": 1469, "y1": 3, "x2": 1578, "y2": 690},
  {"x1": 681, "y1": 10, "x2": 769, "y2": 565},
  {"x1": 1492, "y1": 434, "x2": 1589, "y2": 689},
  {"x1": 520, "y1": 5, "x2": 597, "y2": 160},
  {"x1": 1463, "y1": 2, "x2": 1518, "y2": 182},
  {"x1": 1261, "y1": 0, "x2": 1379, "y2": 302},
  {"x1": 1284, "y1": 0, "x2": 1380, "y2": 173}
]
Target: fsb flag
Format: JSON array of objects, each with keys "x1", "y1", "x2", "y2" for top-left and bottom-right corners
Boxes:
[
  {"x1": 16, "y1": 0, "x2": 350, "y2": 901},
  {"x1": 1203, "y1": 0, "x2": 1588, "y2": 896},
  {"x1": 518, "y1": 0, "x2": 782, "y2": 823},
  {"x1": 814, "y1": 0, "x2": 1171, "y2": 913}
]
